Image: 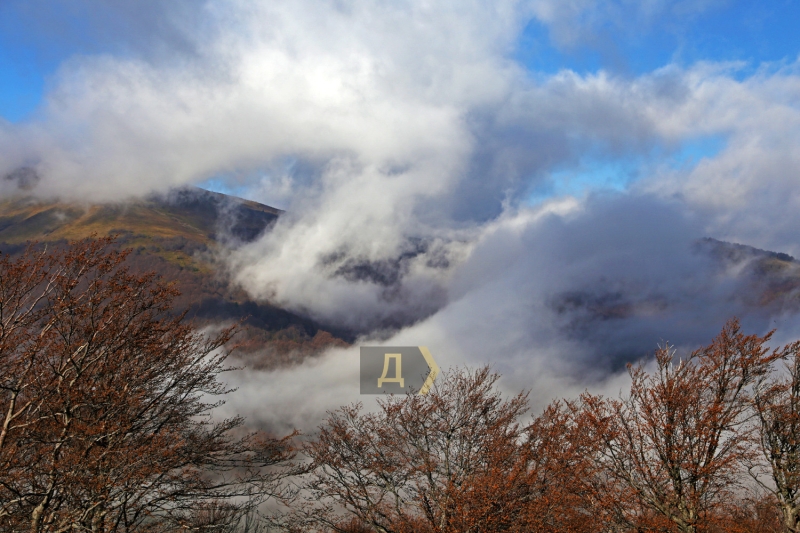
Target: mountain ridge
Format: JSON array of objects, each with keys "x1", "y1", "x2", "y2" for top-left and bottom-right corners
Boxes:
[{"x1": 4, "y1": 188, "x2": 800, "y2": 370}]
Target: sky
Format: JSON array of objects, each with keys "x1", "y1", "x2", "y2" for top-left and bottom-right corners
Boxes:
[{"x1": 1, "y1": 0, "x2": 800, "y2": 430}]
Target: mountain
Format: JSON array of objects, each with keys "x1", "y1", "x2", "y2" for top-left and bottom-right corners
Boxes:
[
  {"x1": 6, "y1": 187, "x2": 799, "y2": 370},
  {"x1": 0, "y1": 187, "x2": 281, "y2": 248},
  {"x1": 695, "y1": 237, "x2": 800, "y2": 309},
  {"x1": 0, "y1": 187, "x2": 349, "y2": 369},
  {"x1": 552, "y1": 237, "x2": 800, "y2": 318}
]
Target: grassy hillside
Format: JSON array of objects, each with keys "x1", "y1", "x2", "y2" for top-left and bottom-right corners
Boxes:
[
  {"x1": 0, "y1": 188, "x2": 348, "y2": 368},
  {"x1": 0, "y1": 187, "x2": 280, "y2": 260}
]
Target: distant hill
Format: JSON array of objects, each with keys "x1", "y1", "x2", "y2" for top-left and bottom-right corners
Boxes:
[
  {"x1": 0, "y1": 187, "x2": 349, "y2": 369},
  {"x1": 551, "y1": 237, "x2": 800, "y2": 333},
  {"x1": 695, "y1": 237, "x2": 800, "y2": 309},
  {"x1": 0, "y1": 187, "x2": 281, "y2": 247}
]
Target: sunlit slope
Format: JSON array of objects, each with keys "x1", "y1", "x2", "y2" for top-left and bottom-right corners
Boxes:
[
  {"x1": 0, "y1": 187, "x2": 281, "y2": 272},
  {"x1": 0, "y1": 187, "x2": 280, "y2": 243},
  {"x1": 0, "y1": 188, "x2": 347, "y2": 368}
]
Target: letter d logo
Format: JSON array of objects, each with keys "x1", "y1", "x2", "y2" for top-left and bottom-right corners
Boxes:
[
  {"x1": 360, "y1": 346, "x2": 440, "y2": 394},
  {"x1": 377, "y1": 353, "x2": 404, "y2": 388}
]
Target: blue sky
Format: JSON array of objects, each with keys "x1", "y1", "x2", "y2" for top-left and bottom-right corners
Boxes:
[
  {"x1": 0, "y1": 0, "x2": 190, "y2": 122},
  {"x1": 516, "y1": 0, "x2": 800, "y2": 77}
]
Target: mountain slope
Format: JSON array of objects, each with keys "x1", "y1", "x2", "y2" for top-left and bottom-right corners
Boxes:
[
  {"x1": 551, "y1": 238, "x2": 800, "y2": 322},
  {"x1": 0, "y1": 187, "x2": 348, "y2": 368},
  {"x1": 0, "y1": 187, "x2": 279, "y2": 246}
]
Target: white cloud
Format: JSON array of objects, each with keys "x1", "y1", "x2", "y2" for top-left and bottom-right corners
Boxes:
[{"x1": 4, "y1": 0, "x2": 800, "y2": 430}]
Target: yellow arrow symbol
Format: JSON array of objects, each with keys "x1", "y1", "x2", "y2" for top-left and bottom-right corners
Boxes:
[{"x1": 418, "y1": 346, "x2": 440, "y2": 395}]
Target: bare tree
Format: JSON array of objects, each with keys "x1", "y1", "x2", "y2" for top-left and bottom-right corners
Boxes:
[
  {"x1": 0, "y1": 238, "x2": 296, "y2": 532},
  {"x1": 284, "y1": 366, "x2": 610, "y2": 533},
  {"x1": 580, "y1": 319, "x2": 781, "y2": 533},
  {"x1": 751, "y1": 337, "x2": 800, "y2": 532}
]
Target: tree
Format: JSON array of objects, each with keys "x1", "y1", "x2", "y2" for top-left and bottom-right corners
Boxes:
[
  {"x1": 720, "y1": 493, "x2": 783, "y2": 533},
  {"x1": 284, "y1": 366, "x2": 610, "y2": 533},
  {"x1": 751, "y1": 337, "x2": 800, "y2": 532},
  {"x1": 474, "y1": 400, "x2": 616, "y2": 533},
  {"x1": 0, "y1": 238, "x2": 295, "y2": 532},
  {"x1": 580, "y1": 319, "x2": 780, "y2": 533}
]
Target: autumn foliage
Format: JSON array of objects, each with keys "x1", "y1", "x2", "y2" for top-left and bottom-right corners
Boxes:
[
  {"x1": 0, "y1": 238, "x2": 295, "y2": 532},
  {"x1": 289, "y1": 320, "x2": 800, "y2": 533},
  {"x1": 579, "y1": 321, "x2": 788, "y2": 533},
  {"x1": 8, "y1": 237, "x2": 800, "y2": 533}
]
